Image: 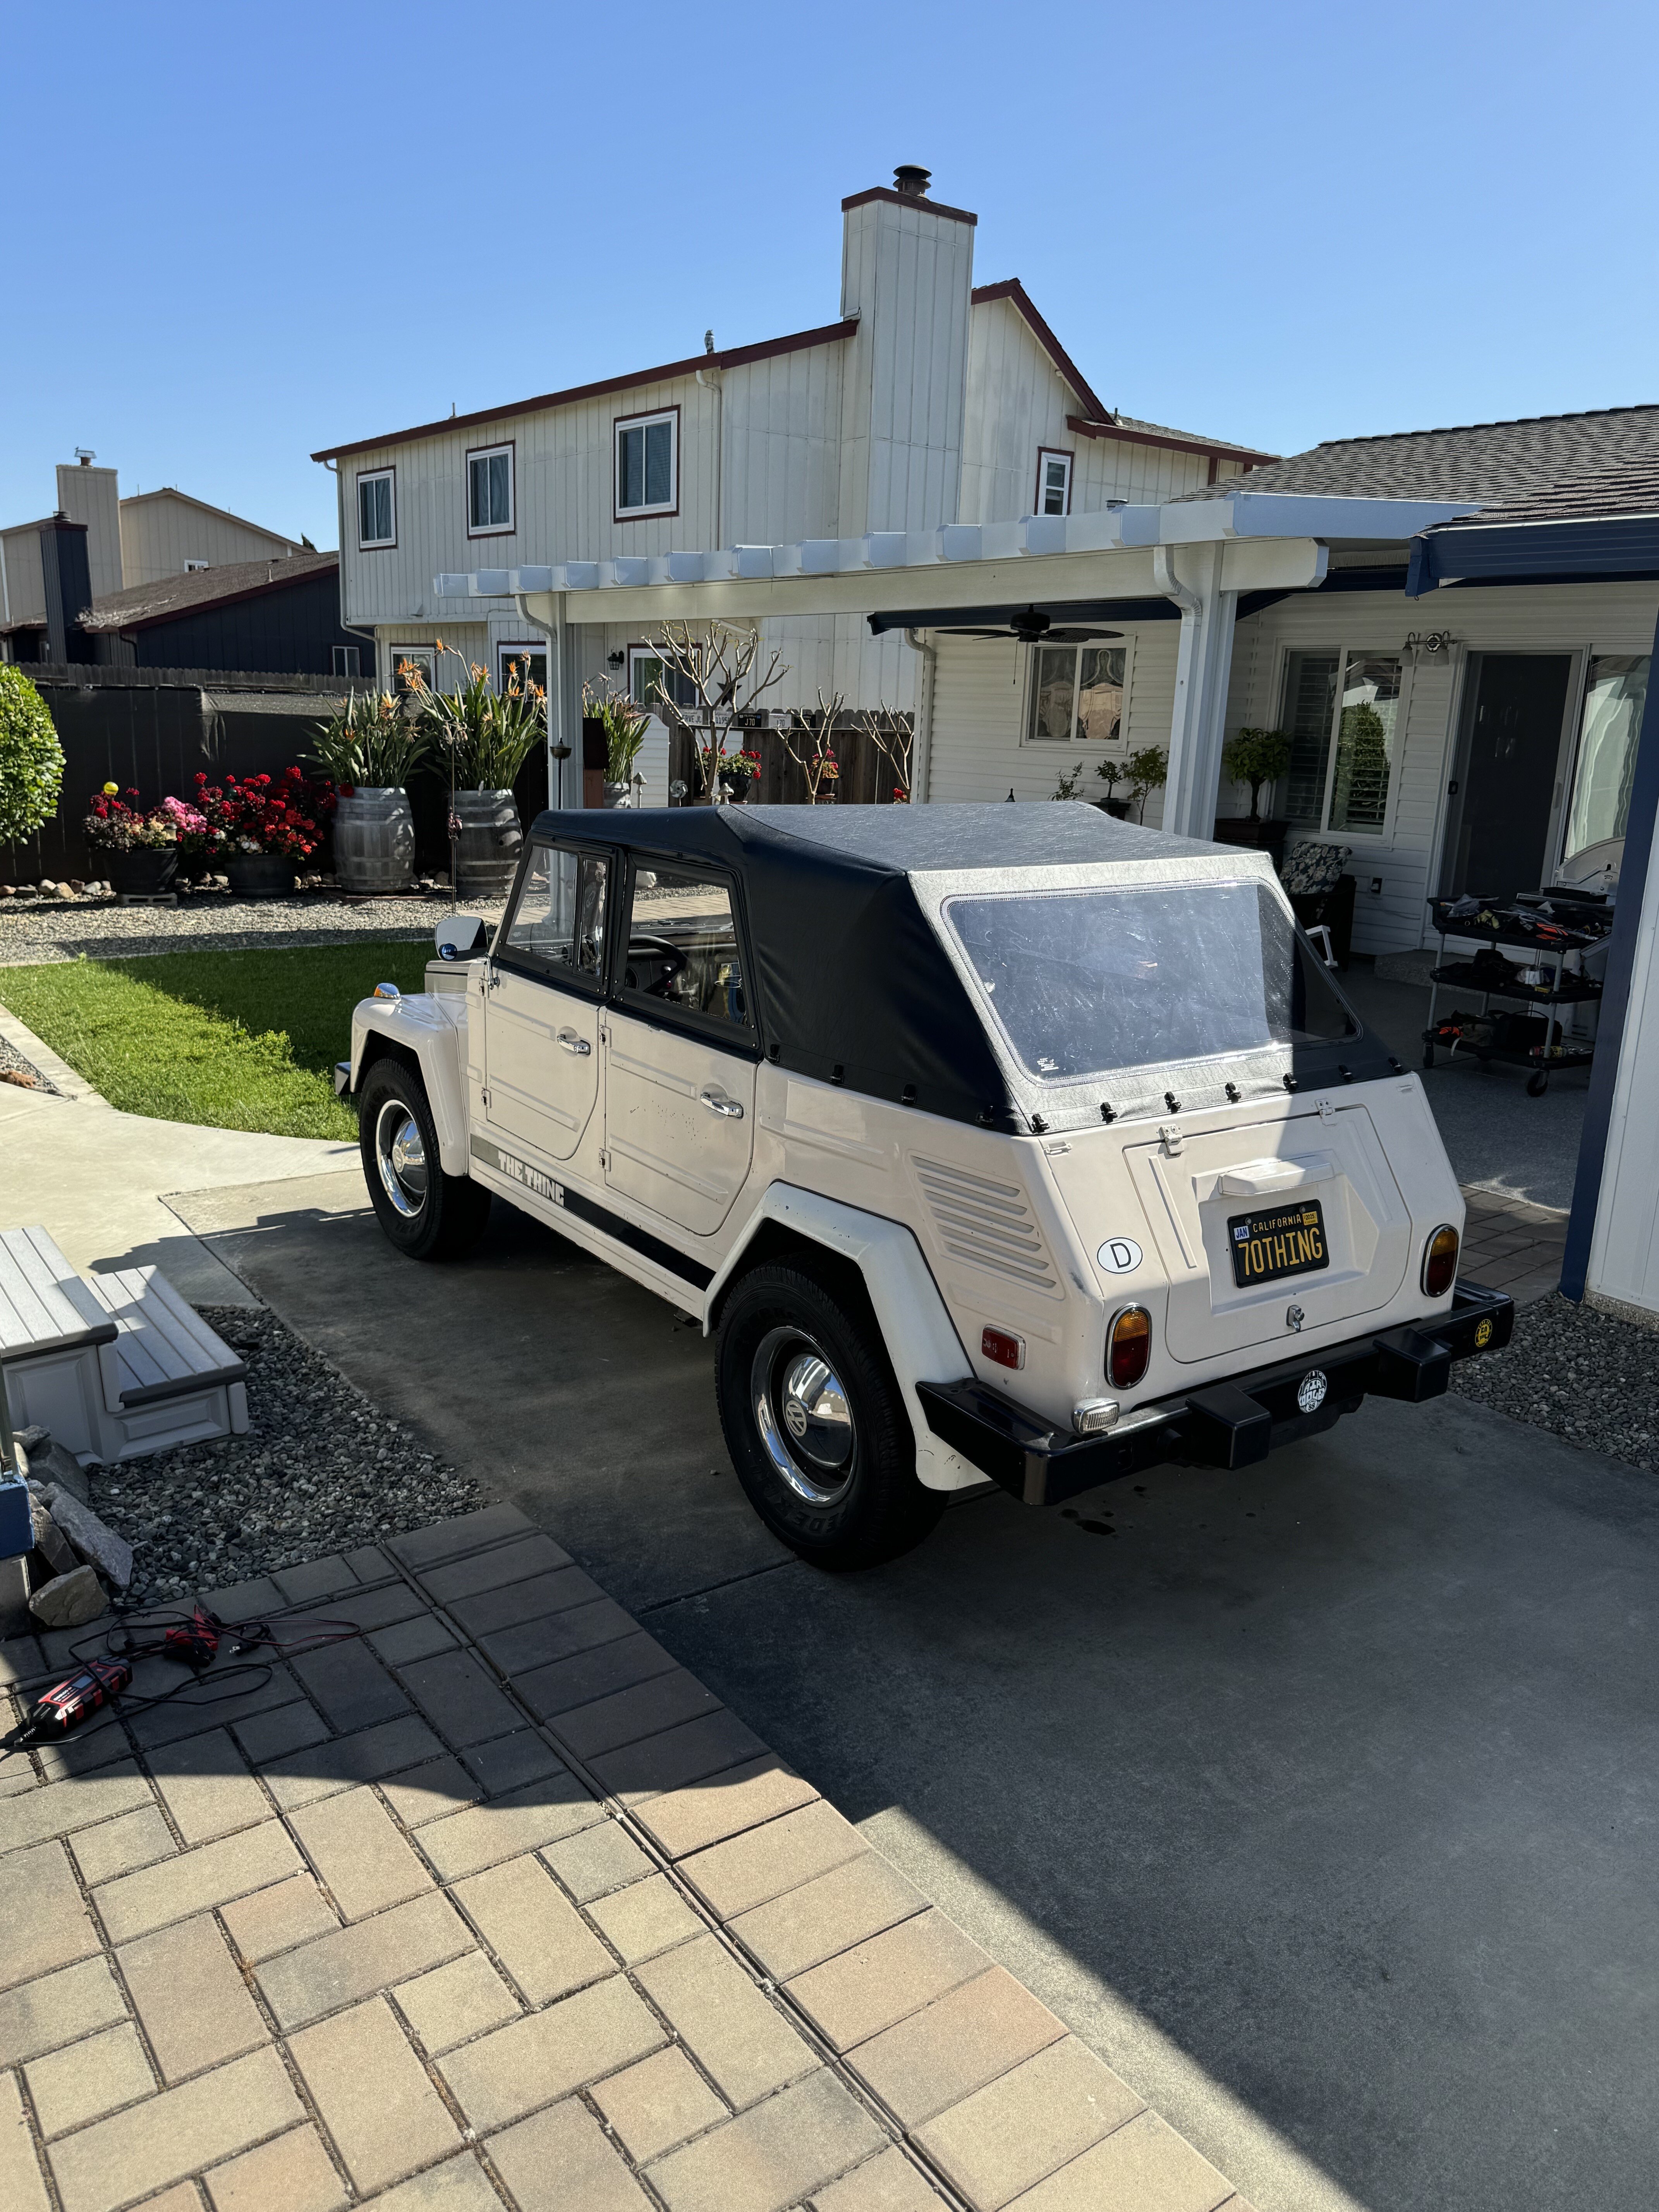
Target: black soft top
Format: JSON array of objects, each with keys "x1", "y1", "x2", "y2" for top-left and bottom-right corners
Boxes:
[{"x1": 526, "y1": 802, "x2": 1232, "y2": 1129}]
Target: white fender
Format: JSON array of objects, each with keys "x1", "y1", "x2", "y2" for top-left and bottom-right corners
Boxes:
[
  {"x1": 350, "y1": 994, "x2": 471, "y2": 1176},
  {"x1": 709, "y1": 1184, "x2": 985, "y2": 1494}
]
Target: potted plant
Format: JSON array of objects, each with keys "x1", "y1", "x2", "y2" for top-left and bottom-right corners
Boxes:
[
  {"x1": 84, "y1": 784, "x2": 180, "y2": 897},
  {"x1": 645, "y1": 622, "x2": 787, "y2": 802},
  {"x1": 1124, "y1": 745, "x2": 1168, "y2": 823},
  {"x1": 407, "y1": 646, "x2": 542, "y2": 900},
  {"x1": 311, "y1": 691, "x2": 427, "y2": 894},
  {"x1": 582, "y1": 681, "x2": 651, "y2": 806},
  {"x1": 1215, "y1": 726, "x2": 1293, "y2": 862},
  {"x1": 1093, "y1": 754, "x2": 1132, "y2": 819},
  {"x1": 717, "y1": 749, "x2": 763, "y2": 802},
  {"x1": 193, "y1": 768, "x2": 329, "y2": 896}
]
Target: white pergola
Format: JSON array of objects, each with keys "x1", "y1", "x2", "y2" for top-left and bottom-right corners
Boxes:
[{"x1": 436, "y1": 491, "x2": 1474, "y2": 836}]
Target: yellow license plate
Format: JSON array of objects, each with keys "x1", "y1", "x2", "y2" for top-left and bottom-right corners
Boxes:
[{"x1": 1228, "y1": 1200, "x2": 1330, "y2": 1288}]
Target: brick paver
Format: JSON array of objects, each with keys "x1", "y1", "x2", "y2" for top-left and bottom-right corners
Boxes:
[
  {"x1": 1461, "y1": 1187, "x2": 1568, "y2": 1305},
  {"x1": 0, "y1": 1500, "x2": 1255, "y2": 2212}
]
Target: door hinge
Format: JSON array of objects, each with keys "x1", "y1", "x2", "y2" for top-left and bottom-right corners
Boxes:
[{"x1": 1159, "y1": 1123, "x2": 1184, "y2": 1156}]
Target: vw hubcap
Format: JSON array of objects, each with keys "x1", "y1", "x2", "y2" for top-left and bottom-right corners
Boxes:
[
  {"x1": 374, "y1": 1099, "x2": 428, "y2": 1218},
  {"x1": 752, "y1": 1327, "x2": 856, "y2": 1506}
]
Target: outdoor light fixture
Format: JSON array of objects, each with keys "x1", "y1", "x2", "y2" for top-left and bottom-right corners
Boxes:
[
  {"x1": 1108, "y1": 1306, "x2": 1151, "y2": 1390},
  {"x1": 1422, "y1": 1223, "x2": 1460, "y2": 1297},
  {"x1": 607, "y1": 650, "x2": 625, "y2": 669}
]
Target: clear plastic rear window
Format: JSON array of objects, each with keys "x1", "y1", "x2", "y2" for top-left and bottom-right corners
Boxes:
[{"x1": 943, "y1": 880, "x2": 1357, "y2": 1082}]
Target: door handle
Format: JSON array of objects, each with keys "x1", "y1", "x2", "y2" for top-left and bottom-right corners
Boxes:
[
  {"x1": 699, "y1": 1089, "x2": 744, "y2": 1119},
  {"x1": 556, "y1": 1031, "x2": 592, "y2": 1056}
]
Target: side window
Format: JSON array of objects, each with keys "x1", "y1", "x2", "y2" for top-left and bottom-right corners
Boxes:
[
  {"x1": 498, "y1": 846, "x2": 610, "y2": 989},
  {"x1": 619, "y1": 865, "x2": 752, "y2": 1034}
]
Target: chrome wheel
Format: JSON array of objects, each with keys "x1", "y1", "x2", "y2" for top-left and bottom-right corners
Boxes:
[
  {"x1": 751, "y1": 1326, "x2": 856, "y2": 1506},
  {"x1": 374, "y1": 1098, "x2": 428, "y2": 1218}
]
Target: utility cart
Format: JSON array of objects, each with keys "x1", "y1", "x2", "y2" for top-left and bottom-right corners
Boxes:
[{"x1": 1422, "y1": 895, "x2": 1608, "y2": 1096}]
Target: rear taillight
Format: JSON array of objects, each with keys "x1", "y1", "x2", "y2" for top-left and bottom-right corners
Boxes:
[
  {"x1": 1108, "y1": 1306, "x2": 1151, "y2": 1390},
  {"x1": 1422, "y1": 1223, "x2": 1459, "y2": 1298},
  {"x1": 981, "y1": 1325, "x2": 1024, "y2": 1371}
]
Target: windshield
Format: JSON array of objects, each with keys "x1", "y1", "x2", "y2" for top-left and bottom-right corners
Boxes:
[{"x1": 944, "y1": 879, "x2": 1358, "y2": 1082}]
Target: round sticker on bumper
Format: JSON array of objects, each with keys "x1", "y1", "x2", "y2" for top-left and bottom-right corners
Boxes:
[{"x1": 1097, "y1": 1238, "x2": 1142, "y2": 1275}]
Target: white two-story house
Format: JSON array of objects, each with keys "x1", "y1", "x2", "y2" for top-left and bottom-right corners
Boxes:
[{"x1": 313, "y1": 167, "x2": 1271, "y2": 802}]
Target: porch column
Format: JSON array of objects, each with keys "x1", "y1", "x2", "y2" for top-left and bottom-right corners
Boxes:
[{"x1": 1154, "y1": 543, "x2": 1237, "y2": 842}]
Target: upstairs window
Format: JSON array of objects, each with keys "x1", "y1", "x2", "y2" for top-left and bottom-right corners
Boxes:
[
  {"x1": 615, "y1": 409, "x2": 678, "y2": 519},
  {"x1": 1036, "y1": 449, "x2": 1073, "y2": 517},
  {"x1": 357, "y1": 469, "x2": 395, "y2": 549},
  {"x1": 467, "y1": 444, "x2": 514, "y2": 536},
  {"x1": 184, "y1": 558, "x2": 210, "y2": 573}
]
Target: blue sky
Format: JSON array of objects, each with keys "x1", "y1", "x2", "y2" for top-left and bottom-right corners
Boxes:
[{"x1": 6, "y1": 0, "x2": 1656, "y2": 550}]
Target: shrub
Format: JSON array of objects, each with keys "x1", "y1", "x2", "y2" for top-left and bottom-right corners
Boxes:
[
  {"x1": 0, "y1": 666, "x2": 66, "y2": 845},
  {"x1": 1221, "y1": 726, "x2": 1293, "y2": 819}
]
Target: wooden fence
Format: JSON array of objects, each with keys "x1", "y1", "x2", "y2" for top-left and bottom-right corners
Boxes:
[{"x1": 665, "y1": 718, "x2": 913, "y2": 807}]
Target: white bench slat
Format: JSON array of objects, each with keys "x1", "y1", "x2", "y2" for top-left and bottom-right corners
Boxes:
[
  {"x1": 0, "y1": 1229, "x2": 119, "y2": 1358},
  {"x1": 81, "y1": 1267, "x2": 247, "y2": 1412}
]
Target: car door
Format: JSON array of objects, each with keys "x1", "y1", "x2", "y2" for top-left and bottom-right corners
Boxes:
[
  {"x1": 603, "y1": 859, "x2": 757, "y2": 1235},
  {"x1": 484, "y1": 841, "x2": 610, "y2": 1164}
]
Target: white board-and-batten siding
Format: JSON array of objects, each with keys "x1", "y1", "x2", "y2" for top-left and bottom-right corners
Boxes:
[
  {"x1": 1226, "y1": 578, "x2": 1659, "y2": 953},
  {"x1": 959, "y1": 298, "x2": 1211, "y2": 524}
]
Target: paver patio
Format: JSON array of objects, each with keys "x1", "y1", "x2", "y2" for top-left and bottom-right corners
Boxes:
[{"x1": 0, "y1": 1505, "x2": 1255, "y2": 2212}]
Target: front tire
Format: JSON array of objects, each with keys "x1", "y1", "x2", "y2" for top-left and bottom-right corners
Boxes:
[
  {"x1": 715, "y1": 1258, "x2": 945, "y2": 1569},
  {"x1": 359, "y1": 1059, "x2": 491, "y2": 1261}
]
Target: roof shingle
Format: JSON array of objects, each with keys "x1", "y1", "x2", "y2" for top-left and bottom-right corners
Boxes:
[{"x1": 80, "y1": 551, "x2": 338, "y2": 632}]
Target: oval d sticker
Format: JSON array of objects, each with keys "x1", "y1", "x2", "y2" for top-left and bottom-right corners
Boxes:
[{"x1": 1097, "y1": 1238, "x2": 1143, "y2": 1275}]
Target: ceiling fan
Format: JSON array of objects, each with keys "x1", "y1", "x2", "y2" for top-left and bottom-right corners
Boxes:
[{"x1": 942, "y1": 605, "x2": 1123, "y2": 646}]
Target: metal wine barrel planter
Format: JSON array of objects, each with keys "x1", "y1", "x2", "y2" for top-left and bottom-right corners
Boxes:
[
  {"x1": 334, "y1": 787, "x2": 416, "y2": 895},
  {"x1": 108, "y1": 848, "x2": 179, "y2": 898},
  {"x1": 226, "y1": 854, "x2": 298, "y2": 899},
  {"x1": 453, "y1": 790, "x2": 523, "y2": 901}
]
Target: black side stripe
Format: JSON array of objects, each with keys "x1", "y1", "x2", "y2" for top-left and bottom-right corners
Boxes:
[{"x1": 470, "y1": 1136, "x2": 714, "y2": 1290}]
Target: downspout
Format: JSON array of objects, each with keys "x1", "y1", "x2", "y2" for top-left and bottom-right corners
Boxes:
[
  {"x1": 903, "y1": 628, "x2": 937, "y2": 802},
  {"x1": 695, "y1": 364, "x2": 723, "y2": 549},
  {"x1": 321, "y1": 459, "x2": 380, "y2": 678},
  {"x1": 515, "y1": 592, "x2": 570, "y2": 811}
]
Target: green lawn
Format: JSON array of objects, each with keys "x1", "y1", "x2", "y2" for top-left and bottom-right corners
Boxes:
[{"x1": 0, "y1": 941, "x2": 436, "y2": 1139}]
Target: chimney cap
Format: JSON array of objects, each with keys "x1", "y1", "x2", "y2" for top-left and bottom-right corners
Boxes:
[{"x1": 893, "y1": 165, "x2": 931, "y2": 198}]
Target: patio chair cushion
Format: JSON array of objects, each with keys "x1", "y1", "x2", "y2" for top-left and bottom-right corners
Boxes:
[{"x1": 1280, "y1": 840, "x2": 1351, "y2": 896}]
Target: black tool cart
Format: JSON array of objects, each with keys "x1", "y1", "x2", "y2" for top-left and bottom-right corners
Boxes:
[{"x1": 1422, "y1": 890, "x2": 1613, "y2": 1096}]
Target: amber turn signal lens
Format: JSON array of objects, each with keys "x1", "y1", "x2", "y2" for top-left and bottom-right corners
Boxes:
[
  {"x1": 1107, "y1": 1305, "x2": 1151, "y2": 1390},
  {"x1": 1423, "y1": 1223, "x2": 1459, "y2": 1298}
]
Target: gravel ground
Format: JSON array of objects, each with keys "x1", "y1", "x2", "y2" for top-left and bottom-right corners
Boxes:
[
  {"x1": 1453, "y1": 1291, "x2": 1659, "y2": 1474},
  {"x1": 0, "y1": 1033, "x2": 58, "y2": 1093},
  {"x1": 0, "y1": 890, "x2": 504, "y2": 968},
  {"x1": 84, "y1": 1304, "x2": 486, "y2": 1604}
]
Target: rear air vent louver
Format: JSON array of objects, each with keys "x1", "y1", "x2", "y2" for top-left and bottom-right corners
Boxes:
[{"x1": 912, "y1": 1157, "x2": 1058, "y2": 1289}]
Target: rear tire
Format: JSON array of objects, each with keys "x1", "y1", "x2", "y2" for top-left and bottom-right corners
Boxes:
[
  {"x1": 715, "y1": 1257, "x2": 945, "y2": 1569},
  {"x1": 359, "y1": 1059, "x2": 491, "y2": 1261}
]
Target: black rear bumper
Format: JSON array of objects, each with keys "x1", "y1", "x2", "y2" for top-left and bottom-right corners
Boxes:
[{"x1": 917, "y1": 1280, "x2": 1515, "y2": 1508}]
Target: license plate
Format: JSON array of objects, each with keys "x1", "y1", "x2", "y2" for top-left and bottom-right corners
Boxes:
[{"x1": 1228, "y1": 1200, "x2": 1330, "y2": 1289}]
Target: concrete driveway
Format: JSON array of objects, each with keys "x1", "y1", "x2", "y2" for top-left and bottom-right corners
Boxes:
[{"x1": 173, "y1": 1174, "x2": 1659, "y2": 2212}]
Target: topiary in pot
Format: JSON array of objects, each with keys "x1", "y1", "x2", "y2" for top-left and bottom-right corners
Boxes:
[
  {"x1": 1221, "y1": 726, "x2": 1293, "y2": 821},
  {"x1": 0, "y1": 667, "x2": 66, "y2": 852}
]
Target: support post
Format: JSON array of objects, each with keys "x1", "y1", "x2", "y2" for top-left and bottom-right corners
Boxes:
[
  {"x1": 516, "y1": 591, "x2": 570, "y2": 811},
  {"x1": 1155, "y1": 542, "x2": 1237, "y2": 841}
]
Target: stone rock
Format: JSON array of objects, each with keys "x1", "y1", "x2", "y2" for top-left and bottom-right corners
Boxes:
[
  {"x1": 14, "y1": 1427, "x2": 50, "y2": 1457},
  {"x1": 34, "y1": 1443, "x2": 91, "y2": 1507},
  {"x1": 29, "y1": 1500, "x2": 79, "y2": 1576},
  {"x1": 42, "y1": 1487, "x2": 132, "y2": 1589},
  {"x1": 29, "y1": 1563, "x2": 107, "y2": 1628}
]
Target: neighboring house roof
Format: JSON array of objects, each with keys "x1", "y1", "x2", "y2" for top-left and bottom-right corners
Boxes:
[
  {"x1": 80, "y1": 550, "x2": 338, "y2": 632},
  {"x1": 311, "y1": 321, "x2": 861, "y2": 465},
  {"x1": 968, "y1": 279, "x2": 1276, "y2": 466},
  {"x1": 1184, "y1": 402, "x2": 1659, "y2": 504},
  {"x1": 119, "y1": 486, "x2": 301, "y2": 550}
]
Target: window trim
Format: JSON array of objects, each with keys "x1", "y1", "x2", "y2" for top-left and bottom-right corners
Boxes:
[
  {"x1": 1019, "y1": 635, "x2": 1135, "y2": 747},
  {"x1": 613, "y1": 406, "x2": 680, "y2": 523},
  {"x1": 466, "y1": 440, "x2": 516, "y2": 539},
  {"x1": 627, "y1": 641, "x2": 698, "y2": 716},
  {"x1": 610, "y1": 854, "x2": 761, "y2": 1054},
  {"x1": 496, "y1": 640, "x2": 548, "y2": 696},
  {"x1": 493, "y1": 839, "x2": 614, "y2": 998},
  {"x1": 330, "y1": 644, "x2": 361, "y2": 679},
  {"x1": 1034, "y1": 447, "x2": 1073, "y2": 519},
  {"x1": 356, "y1": 466, "x2": 397, "y2": 551},
  {"x1": 391, "y1": 643, "x2": 436, "y2": 697}
]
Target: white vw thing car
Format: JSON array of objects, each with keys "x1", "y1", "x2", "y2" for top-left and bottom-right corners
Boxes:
[{"x1": 342, "y1": 804, "x2": 1512, "y2": 1568}]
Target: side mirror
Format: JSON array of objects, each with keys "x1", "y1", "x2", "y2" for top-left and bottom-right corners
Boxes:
[{"x1": 436, "y1": 915, "x2": 487, "y2": 961}]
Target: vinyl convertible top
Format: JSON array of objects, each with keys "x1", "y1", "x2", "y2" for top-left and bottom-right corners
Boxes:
[{"x1": 526, "y1": 801, "x2": 1269, "y2": 1131}]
